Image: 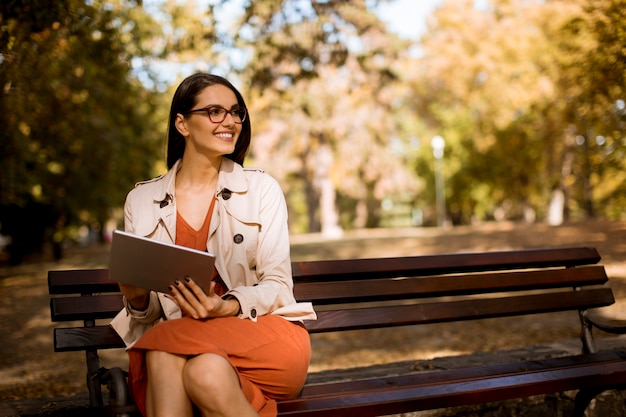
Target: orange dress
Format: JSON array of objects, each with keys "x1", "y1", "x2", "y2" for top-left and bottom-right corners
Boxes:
[{"x1": 127, "y1": 198, "x2": 311, "y2": 416}]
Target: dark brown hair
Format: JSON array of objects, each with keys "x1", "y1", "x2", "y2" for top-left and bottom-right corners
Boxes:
[{"x1": 166, "y1": 73, "x2": 251, "y2": 169}]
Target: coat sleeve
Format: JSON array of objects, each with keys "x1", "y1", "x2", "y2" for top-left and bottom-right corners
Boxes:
[
  {"x1": 111, "y1": 188, "x2": 169, "y2": 347},
  {"x1": 226, "y1": 173, "x2": 297, "y2": 320}
]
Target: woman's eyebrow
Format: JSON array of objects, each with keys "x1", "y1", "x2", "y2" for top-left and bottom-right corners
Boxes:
[{"x1": 199, "y1": 103, "x2": 241, "y2": 109}]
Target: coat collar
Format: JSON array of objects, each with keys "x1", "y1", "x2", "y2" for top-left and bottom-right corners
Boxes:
[
  {"x1": 150, "y1": 157, "x2": 249, "y2": 203},
  {"x1": 216, "y1": 157, "x2": 249, "y2": 195},
  {"x1": 140, "y1": 157, "x2": 259, "y2": 240},
  {"x1": 151, "y1": 160, "x2": 179, "y2": 208}
]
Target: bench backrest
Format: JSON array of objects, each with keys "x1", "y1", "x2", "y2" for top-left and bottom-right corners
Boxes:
[{"x1": 49, "y1": 246, "x2": 613, "y2": 352}]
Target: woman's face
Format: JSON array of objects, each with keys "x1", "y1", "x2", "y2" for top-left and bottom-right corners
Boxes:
[{"x1": 176, "y1": 84, "x2": 242, "y2": 161}]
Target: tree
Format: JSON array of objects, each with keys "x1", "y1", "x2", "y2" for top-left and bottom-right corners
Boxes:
[
  {"x1": 0, "y1": 0, "x2": 161, "y2": 262},
  {"x1": 206, "y1": 0, "x2": 419, "y2": 232},
  {"x1": 555, "y1": 0, "x2": 626, "y2": 219},
  {"x1": 405, "y1": 0, "x2": 626, "y2": 224}
]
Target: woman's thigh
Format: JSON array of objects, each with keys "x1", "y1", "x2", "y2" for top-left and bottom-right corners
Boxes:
[{"x1": 135, "y1": 315, "x2": 311, "y2": 398}]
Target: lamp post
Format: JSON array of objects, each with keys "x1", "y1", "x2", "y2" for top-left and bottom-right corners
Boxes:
[{"x1": 431, "y1": 135, "x2": 446, "y2": 228}]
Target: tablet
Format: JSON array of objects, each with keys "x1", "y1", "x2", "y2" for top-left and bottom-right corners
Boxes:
[{"x1": 109, "y1": 230, "x2": 215, "y2": 294}]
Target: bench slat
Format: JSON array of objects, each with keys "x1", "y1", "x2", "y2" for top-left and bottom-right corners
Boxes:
[
  {"x1": 48, "y1": 247, "x2": 602, "y2": 293},
  {"x1": 306, "y1": 288, "x2": 614, "y2": 333},
  {"x1": 50, "y1": 294, "x2": 124, "y2": 322},
  {"x1": 278, "y1": 350, "x2": 626, "y2": 416},
  {"x1": 48, "y1": 268, "x2": 117, "y2": 294},
  {"x1": 54, "y1": 325, "x2": 125, "y2": 352},
  {"x1": 292, "y1": 247, "x2": 600, "y2": 282},
  {"x1": 50, "y1": 286, "x2": 614, "y2": 332},
  {"x1": 298, "y1": 350, "x2": 626, "y2": 398},
  {"x1": 48, "y1": 265, "x2": 608, "y2": 310},
  {"x1": 52, "y1": 288, "x2": 614, "y2": 349},
  {"x1": 294, "y1": 265, "x2": 607, "y2": 304},
  {"x1": 49, "y1": 270, "x2": 611, "y2": 324}
]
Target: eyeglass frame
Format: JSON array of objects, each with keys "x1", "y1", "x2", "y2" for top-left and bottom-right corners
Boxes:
[{"x1": 185, "y1": 105, "x2": 247, "y2": 124}]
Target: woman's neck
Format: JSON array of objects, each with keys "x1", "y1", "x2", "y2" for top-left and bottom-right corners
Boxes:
[
  {"x1": 176, "y1": 155, "x2": 221, "y2": 191},
  {"x1": 174, "y1": 155, "x2": 221, "y2": 230}
]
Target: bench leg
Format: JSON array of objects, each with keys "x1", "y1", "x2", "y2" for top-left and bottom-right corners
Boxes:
[
  {"x1": 86, "y1": 350, "x2": 104, "y2": 407},
  {"x1": 578, "y1": 310, "x2": 597, "y2": 354},
  {"x1": 573, "y1": 387, "x2": 604, "y2": 417},
  {"x1": 102, "y1": 367, "x2": 135, "y2": 417}
]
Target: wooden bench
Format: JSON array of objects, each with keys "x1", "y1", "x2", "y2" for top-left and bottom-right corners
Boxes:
[{"x1": 48, "y1": 246, "x2": 626, "y2": 417}]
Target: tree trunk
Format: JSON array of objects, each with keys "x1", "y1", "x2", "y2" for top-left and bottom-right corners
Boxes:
[{"x1": 314, "y1": 144, "x2": 342, "y2": 238}]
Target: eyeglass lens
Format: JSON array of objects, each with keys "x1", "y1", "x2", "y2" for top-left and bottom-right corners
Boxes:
[{"x1": 207, "y1": 106, "x2": 246, "y2": 124}]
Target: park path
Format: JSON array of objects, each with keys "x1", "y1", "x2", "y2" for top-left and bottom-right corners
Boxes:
[{"x1": 1, "y1": 220, "x2": 626, "y2": 403}]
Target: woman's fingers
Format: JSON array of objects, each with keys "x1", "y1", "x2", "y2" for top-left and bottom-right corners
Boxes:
[
  {"x1": 184, "y1": 276, "x2": 213, "y2": 298},
  {"x1": 168, "y1": 278, "x2": 216, "y2": 319},
  {"x1": 166, "y1": 283, "x2": 200, "y2": 318}
]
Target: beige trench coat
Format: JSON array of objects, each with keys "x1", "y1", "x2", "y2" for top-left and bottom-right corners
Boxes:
[{"x1": 111, "y1": 158, "x2": 316, "y2": 347}]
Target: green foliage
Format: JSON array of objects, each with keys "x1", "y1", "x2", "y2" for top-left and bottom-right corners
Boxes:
[
  {"x1": 557, "y1": 0, "x2": 626, "y2": 218},
  {"x1": 215, "y1": 0, "x2": 419, "y2": 230},
  {"x1": 1, "y1": 0, "x2": 625, "y2": 262},
  {"x1": 408, "y1": 0, "x2": 625, "y2": 224},
  {"x1": 0, "y1": 0, "x2": 161, "y2": 260}
]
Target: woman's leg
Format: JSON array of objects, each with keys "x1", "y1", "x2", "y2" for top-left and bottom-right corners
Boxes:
[
  {"x1": 183, "y1": 353, "x2": 259, "y2": 417},
  {"x1": 132, "y1": 316, "x2": 309, "y2": 416},
  {"x1": 145, "y1": 350, "x2": 194, "y2": 417}
]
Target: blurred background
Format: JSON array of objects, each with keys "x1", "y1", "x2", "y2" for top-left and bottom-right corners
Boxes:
[{"x1": 1, "y1": 0, "x2": 625, "y2": 265}]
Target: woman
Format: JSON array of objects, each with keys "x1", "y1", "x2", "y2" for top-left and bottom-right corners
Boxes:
[{"x1": 111, "y1": 73, "x2": 316, "y2": 417}]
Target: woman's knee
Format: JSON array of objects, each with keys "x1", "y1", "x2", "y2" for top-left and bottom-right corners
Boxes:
[{"x1": 183, "y1": 353, "x2": 237, "y2": 397}]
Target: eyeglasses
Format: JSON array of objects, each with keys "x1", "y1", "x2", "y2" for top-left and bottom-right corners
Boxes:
[{"x1": 186, "y1": 105, "x2": 247, "y2": 124}]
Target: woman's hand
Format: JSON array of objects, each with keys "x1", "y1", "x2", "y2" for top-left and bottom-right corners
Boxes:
[
  {"x1": 165, "y1": 277, "x2": 241, "y2": 319},
  {"x1": 117, "y1": 282, "x2": 151, "y2": 311}
]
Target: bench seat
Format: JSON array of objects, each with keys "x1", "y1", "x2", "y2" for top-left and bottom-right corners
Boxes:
[{"x1": 48, "y1": 246, "x2": 626, "y2": 416}]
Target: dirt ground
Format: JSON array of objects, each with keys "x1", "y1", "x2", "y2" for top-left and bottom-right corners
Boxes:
[{"x1": 1, "y1": 220, "x2": 626, "y2": 404}]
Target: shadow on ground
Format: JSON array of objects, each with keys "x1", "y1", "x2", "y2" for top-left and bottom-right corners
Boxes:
[{"x1": 1, "y1": 220, "x2": 626, "y2": 415}]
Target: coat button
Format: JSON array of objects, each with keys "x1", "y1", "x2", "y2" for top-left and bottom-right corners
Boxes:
[
  {"x1": 250, "y1": 309, "x2": 257, "y2": 319},
  {"x1": 221, "y1": 189, "x2": 232, "y2": 200},
  {"x1": 233, "y1": 234, "x2": 244, "y2": 244}
]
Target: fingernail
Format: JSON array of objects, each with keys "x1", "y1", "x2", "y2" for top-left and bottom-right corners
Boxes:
[
  {"x1": 185, "y1": 276, "x2": 190, "y2": 282},
  {"x1": 168, "y1": 285, "x2": 174, "y2": 291},
  {"x1": 175, "y1": 279, "x2": 180, "y2": 286}
]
